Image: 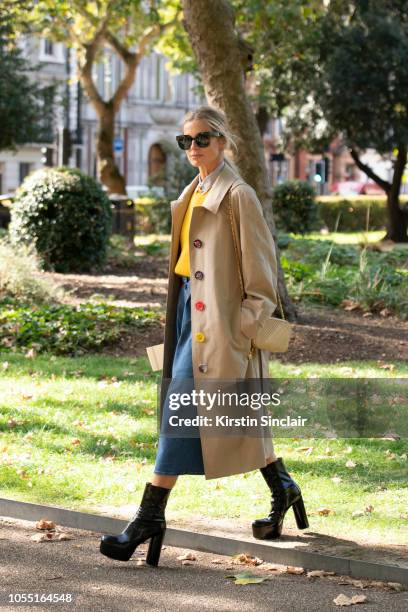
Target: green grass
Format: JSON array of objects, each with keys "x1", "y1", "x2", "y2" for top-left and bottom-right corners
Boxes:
[
  {"x1": 300, "y1": 230, "x2": 387, "y2": 244},
  {"x1": 1, "y1": 352, "x2": 407, "y2": 545}
]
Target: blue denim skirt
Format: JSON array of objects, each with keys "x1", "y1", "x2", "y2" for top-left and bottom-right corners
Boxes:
[{"x1": 153, "y1": 276, "x2": 205, "y2": 475}]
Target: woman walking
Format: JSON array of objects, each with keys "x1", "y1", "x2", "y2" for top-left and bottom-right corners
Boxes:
[{"x1": 100, "y1": 106, "x2": 308, "y2": 567}]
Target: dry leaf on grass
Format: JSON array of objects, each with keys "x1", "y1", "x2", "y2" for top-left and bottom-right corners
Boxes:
[
  {"x1": 331, "y1": 476, "x2": 342, "y2": 484},
  {"x1": 346, "y1": 460, "x2": 356, "y2": 469},
  {"x1": 334, "y1": 594, "x2": 367, "y2": 606},
  {"x1": 352, "y1": 511, "x2": 365, "y2": 518},
  {"x1": 314, "y1": 507, "x2": 335, "y2": 516}
]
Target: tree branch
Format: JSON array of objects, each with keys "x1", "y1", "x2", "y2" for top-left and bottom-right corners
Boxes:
[{"x1": 350, "y1": 148, "x2": 391, "y2": 193}]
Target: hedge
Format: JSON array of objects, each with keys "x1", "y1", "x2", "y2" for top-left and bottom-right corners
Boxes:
[{"x1": 316, "y1": 195, "x2": 408, "y2": 232}]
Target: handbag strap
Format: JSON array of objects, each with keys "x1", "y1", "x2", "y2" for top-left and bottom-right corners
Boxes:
[{"x1": 227, "y1": 189, "x2": 285, "y2": 320}]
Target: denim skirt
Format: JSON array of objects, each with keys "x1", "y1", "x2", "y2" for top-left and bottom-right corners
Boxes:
[{"x1": 153, "y1": 275, "x2": 205, "y2": 475}]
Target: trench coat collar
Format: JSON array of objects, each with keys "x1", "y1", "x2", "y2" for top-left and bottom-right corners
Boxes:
[{"x1": 170, "y1": 162, "x2": 241, "y2": 216}]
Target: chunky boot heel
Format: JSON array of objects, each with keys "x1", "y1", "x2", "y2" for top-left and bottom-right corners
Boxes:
[
  {"x1": 100, "y1": 482, "x2": 171, "y2": 566},
  {"x1": 292, "y1": 496, "x2": 309, "y2": 530},
  {"x1": 252, "y1": 457, "x2": 308, "y2": 540},
  {"x1": 146, "y1": 528, "x2": 166, "y2": 567}
]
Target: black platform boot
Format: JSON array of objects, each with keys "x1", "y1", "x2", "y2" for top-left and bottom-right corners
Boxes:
[
  {"x1": 100, "y1": 482, "x2": 171, "y2": 566},
  {"x1": 252, "y1": 457, "x2": 309, "y2": 540}
]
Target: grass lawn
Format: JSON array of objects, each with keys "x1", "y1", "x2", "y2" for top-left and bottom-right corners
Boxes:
[{"x1": 1, "y1": 352, "x2": 407, "y2": 546}]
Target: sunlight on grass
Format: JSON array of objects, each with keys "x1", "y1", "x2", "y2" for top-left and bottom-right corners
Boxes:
[
  {"x1": 1, "y1": 352, "x2": 407, "y2": 545},
  {"x1": 296, "y1": 231, "x2": 386, "y2": 244}
]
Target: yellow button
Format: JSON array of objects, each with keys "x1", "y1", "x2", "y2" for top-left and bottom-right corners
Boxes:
[{"x1": 195, "y1": 332, "x2": 205, "y2": 342}]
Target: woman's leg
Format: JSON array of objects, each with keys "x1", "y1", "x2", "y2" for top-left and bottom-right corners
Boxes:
[{"x1": 151, "y1": 474, "x2": 178, "y2": 488}]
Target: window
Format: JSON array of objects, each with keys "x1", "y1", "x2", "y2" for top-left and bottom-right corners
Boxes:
[
  {"x1": 44, "y1": 39, "x2": 54, "y2": 56},
  {"x1": 19, "y1": 163, "x2": 31, "y2": 184}
]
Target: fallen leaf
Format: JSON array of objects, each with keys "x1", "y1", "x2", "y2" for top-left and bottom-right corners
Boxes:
[
  {"x1": 315, "y1": 507, "x2": 335, "y2": 516},
  {"x1": 331, "y1": 476, "x2": 342, "y2": 484},
  {"x1": 226, "y1": 571, "x2": 271, "y2": 585},
  {"x1": 334, "y1": 593, "x2": 367, "y2": 606},
  {"x1": 57, "y1": 533, "x2": 74, "y2": 541},
  {"x1": 346, "y1": 460, "x2": 356, "y2": 469},
  {"x1": 378, "y1": 363, "x2": 395, "y2": 371},
  {"x1": 36, "y1": 519, "x2": 56, "y2": 531},
  {"x1": 307, "y1": 570, "x2": 336, "y2": 578},
  {"x1": 177, "y1": 552, "x2": 196, "y2": 561},
  {"x1": 387, "y1": 582, "x2": 405, "y2": 592},
  {"x1": 233, "y1": 553, "x2": 263, "y2": 566},
  {"x1": 286, "y1": 566, "x2": 304, "y2": 575},
  {"x1": 352, "y1": 511, "x2": 365, "y2": 518},
  {"x1": 364, "y1": 505, "x2": 374, "y2": 513},
  {"x1": 31, "y1": 533, "x2": 54, "y2": 542}
]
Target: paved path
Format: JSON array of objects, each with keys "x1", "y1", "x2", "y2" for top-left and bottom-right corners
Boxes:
[{"x1": 0, "y1": 518, "x2": 406, "y2": 612}]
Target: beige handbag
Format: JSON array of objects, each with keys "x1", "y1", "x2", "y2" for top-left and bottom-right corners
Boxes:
[
  {"x1": 228, "y1": 194, "x2": 292, "y2": 353},
  {"x1": 146, "y1": 343, "x2": 164, "y2": 371}
]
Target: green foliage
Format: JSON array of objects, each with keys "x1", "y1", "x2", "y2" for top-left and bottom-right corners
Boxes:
[
  {"x1": 282, "y1": 236, "x2": 408, "y2": 318},
  {"x1": 135, "y1": 198, "x2": 171, "y2": 234},
  {"x1": 9, "y1": 167, "x2": 113, "y2": 273},
  {"x1": 272, "y1": 180, "x2": 320, "y2": 234},
  {"x1": 0, "y1": 8, "x2": 54, "y2": 150},
  {"x1": 0, "y1": 300, "x2": 161, "y2": 355},
  {"x1": 0, "y1": 238, "x2": 63, "y2": 302}
]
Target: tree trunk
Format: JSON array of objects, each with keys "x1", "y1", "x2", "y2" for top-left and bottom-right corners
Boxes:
[
  {"x1": 350, "y1": 147, "x2": 408, "y2": 242},
  {"x1": 96, "y1": 102, "x2": 126, "y2": 195},
  {"x1": 384, "y1": 146, "x2": 408, "y2": 242},
  {"x1": 182, "y1": 0, "x2": 297, "y2": 321}
]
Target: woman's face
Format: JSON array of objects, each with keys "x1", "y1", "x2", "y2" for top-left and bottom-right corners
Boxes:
[{"x1": 183, "y1": 119, "x2": 226, "y2": 172}]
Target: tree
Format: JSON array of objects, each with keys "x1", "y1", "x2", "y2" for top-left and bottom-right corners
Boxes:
[
  {"x1": 0, "y1": 5, "x2": 52, "y2": 151},
  {"x1": 13, "y1": 1, "x2": 179, "y2": 194},
  {"x1": 233, "y1": 0, "x2": 408, "y2": 242},
  {"x1": 320, "y1": 1, "x2": 408, "y2": 242},
  {"x1": 181, "y1": 0, "x2": 297, "y2": 320}
]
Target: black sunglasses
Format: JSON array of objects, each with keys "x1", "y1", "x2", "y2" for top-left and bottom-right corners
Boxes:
[{"x1": 176, "y1": 131, "x2": 222, "y2": 150}]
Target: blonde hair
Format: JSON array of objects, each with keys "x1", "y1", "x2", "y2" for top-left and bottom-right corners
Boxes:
[{"x1": 182, "y1": 106, "x2": 240, "y2": 173}]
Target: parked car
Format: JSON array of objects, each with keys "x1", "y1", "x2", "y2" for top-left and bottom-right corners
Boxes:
[{"x1": 330, "y1": 181, "x2": 385, "y2": 196}]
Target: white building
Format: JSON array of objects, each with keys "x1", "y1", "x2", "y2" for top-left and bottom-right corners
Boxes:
[{"x1": 0, "y1": 37, "x2": 204, "y2": 195}]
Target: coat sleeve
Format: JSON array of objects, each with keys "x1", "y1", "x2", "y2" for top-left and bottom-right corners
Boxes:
[{"x1": 230, "y1": 183, "x2": 279, "y2": 340}]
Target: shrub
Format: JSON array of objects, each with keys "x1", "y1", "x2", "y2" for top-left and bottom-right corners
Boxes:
[
  {"x1": 315, "y1": 196, "x2": 406, "y2": 232},
  {"x1": 0, "y1": 238, "x2": 62, "y2": 303},
  {"x1": 9, "y1": 167, "x2": 112, "y2": 272},
  {"x1": 135, "y1": 197, "x2": 171, "y2": 234},
  {"x1": 272, "y1": 180, "x2": 320, "y2": 234}
]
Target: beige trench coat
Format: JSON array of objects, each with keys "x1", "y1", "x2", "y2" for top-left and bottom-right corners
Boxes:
[{"x1": 159, "y1": 162, "x2": 279, "y2": 479}]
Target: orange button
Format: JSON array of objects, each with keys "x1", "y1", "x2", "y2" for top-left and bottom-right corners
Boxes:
[{"x1": 195, "y1": 332, "x2": 205, "y2": 342}]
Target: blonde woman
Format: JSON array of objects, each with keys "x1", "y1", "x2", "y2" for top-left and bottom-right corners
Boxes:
[{"x1": 100, "y1": 106, "x2": 308, "y2": 567}]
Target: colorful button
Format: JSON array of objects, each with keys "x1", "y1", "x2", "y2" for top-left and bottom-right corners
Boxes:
[
  {"x1": 193, "y1": 239, "x2": 202, "y2": 248},
  {"x1": 194, "y1": 271, "x2": 204, "y2": 280},
  {"x1": 195, "y1": 332, "x2": 205, "y2": 342},
  {"x1": 195, "y1": 301, "x2": 205, "y2": 311},
  {"x1": 198, "y1": 364, "x2": 208, "y2": 373}
]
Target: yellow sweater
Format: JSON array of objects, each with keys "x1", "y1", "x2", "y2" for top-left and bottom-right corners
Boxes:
[{"x1": 174, "y1": 188, "x2": 209, "y2": 277}]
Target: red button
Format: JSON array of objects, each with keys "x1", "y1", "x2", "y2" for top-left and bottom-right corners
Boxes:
[
  {"x1": 195, "y1": 301, "x2": 205, "y2": 311},
  {"x1": 193, "y1": 239, "x2": 202, "y2": 248}
]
